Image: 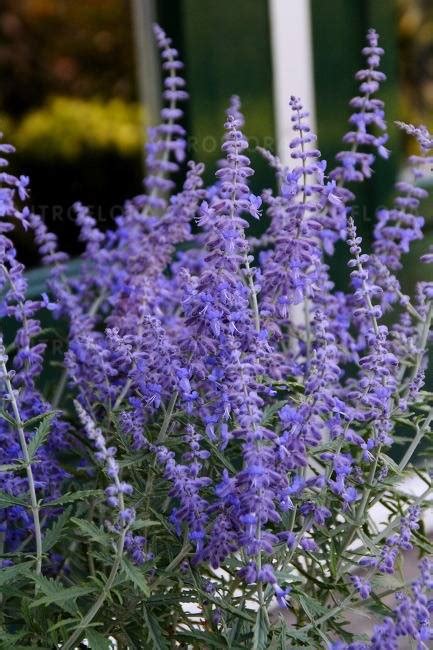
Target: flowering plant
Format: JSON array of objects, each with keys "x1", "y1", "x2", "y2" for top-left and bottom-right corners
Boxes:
[{"x1": 1, "y1": 25, "x2": 433, "y2": 650}]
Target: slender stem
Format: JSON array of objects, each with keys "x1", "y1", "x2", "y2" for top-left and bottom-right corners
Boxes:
[
  {"x1": 51, "y1": 371, "x2": 67, "y2": 410},
  {"x1": 228, "y1": 124, "x2": 260, "y2": 333},
  {"x1": 266, "y1": 516, "x2": 313, "y2": 608},
  {"x1": 349, "y1": 225, "x2": 379, "y2": 337},
  {"x1": 65, "y1": 407, "x2": 130, "y2": 647},
  {"x1": 113, "y1": 376, "x2": 133, "y2": 412},
  {"x1": 401, "y1": 300, "x2": 433, "y2": 403},
  {"x1": 0, "y1": 266, "x2": 51, "y2": 575},
  {"x1": 299, "y1": 567, "x2": 378, "y2": 635},
  {"x1": 143, "y1": 391, "x2": 179, "y2": 523},
  {"x1": 397, "y1": 290, "x2": 423, "y2": 322},
  {"x1": 62, "y1": 526, "x2": 128, "y2": 650},
  {"x1": 151, "y1": 541, "x2": 191, "y2": 592},
  {"x1": 356, "y1": 449, "x2": 381, "y2": 524},
  {"x1": 63, "y1": 405, "x2": 134, "y2": 648},
  {"x1": 87, "y1": 501, "x2": 97, "y2": 578},
  {"x1": 244, "y1": 255, "x2": 260, "y2": 333},
  {"x1": 157, "y1": 391, "x2": 178, "y2": 444},
  {"x1": 398, "y1": 407, "x2": 433, "y2": 472},
  {"x1": 0, "y1": 357, "x2": 43, "y2": 576},
  {"x1": 303, "y1": 296, "x2": 311, "y2": 368},
  {"x1": 335, "y1": 447, "x2": 381, "y2": 579}
]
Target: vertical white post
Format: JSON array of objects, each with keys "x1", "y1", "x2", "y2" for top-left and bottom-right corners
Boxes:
[
  {"x1": 268, "y1": 0, "x2": 316, "y2": 164},
  {"x1": 131, "y1": 0, "x2": 161, "y2": 168}
]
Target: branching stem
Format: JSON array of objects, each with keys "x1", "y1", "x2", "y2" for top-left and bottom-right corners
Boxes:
[{"x1": 0, "y1": 353, "x2": 43, "y2": 577}]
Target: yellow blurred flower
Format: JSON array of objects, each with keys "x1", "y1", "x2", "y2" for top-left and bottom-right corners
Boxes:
[{"x1": 10, "y1": 96, "x2": 145, "y2": 159}]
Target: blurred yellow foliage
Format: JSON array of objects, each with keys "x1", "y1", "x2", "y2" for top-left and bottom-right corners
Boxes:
[{"x1": 0, "y1": 96, "x2": 145, "y2": 159}]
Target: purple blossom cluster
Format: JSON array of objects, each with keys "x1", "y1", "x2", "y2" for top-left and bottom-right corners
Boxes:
[{"x1": 1, "y1": 24, "x2": 433, "y2": 647}]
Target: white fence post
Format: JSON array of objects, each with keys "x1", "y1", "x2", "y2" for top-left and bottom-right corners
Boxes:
[{"x1": 268, "y1": 0, "x2": 316, "y2": 164}]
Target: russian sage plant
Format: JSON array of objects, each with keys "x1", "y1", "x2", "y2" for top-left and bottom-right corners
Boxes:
[{"x1": 1, "y1": 24, "x2": 433, "y2": 650}]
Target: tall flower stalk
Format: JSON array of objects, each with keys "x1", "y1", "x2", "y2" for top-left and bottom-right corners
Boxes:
[{"x1": 0, "y1": 338, "x2": 43, "y2": 576}]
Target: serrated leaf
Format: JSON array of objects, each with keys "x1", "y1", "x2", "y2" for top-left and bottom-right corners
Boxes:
[
  {"x1": 394, "y1": 417, "x2": 418, "y2": 428},
  {"x1": 284, "y1": 628, "x2": 310, "y2": 643},
  {"x1": 71, "y1": 517, "x2": 110, "y2": 545},
  {"x1": 85, "y1": 629, "x2": 112, "y2": 650},
  {"x1": 270, "y1": 621, "x2": 293, "y2": 650},
  {"x1": 206, "y1": 441, "x2": 236, "y2": 473},
  {"x1": 192, "y1": 586, "x2": 254, "y2": 622},
  {"x1": 42, "y1": 507, "x2": 72, "y2": 552},
  {"x1": 261, "y1": 400, "x2": 287, "y2": 426},
  {"x1": 47, "y1": 617, "x2": 79, "y2": 633},
  {"x1": 0, "y1": 491, "x2": 27, "y2": 508},
  {"x1": 29, "y1": 573, "x2": 74, "y2": 596},
  {"x1": 0, "y1": 409, "x2": 17, "y2": 427},
  {"x1": 142, "y1": 605, "x2": 170, "y2": 649},
  {"x1": 121, "y1": 557, "x2": 149, "y2": 596},
  {"x1": 0, "y1": 462, "x2": 23, "y2": 472},
  {"x1": 371, "y1": 573, "x2": 406, "y2": 592},
  {"x1": 28, "y1": 413, "x2": 54, "y2": 460},
  {"x1": 30, "y1": 584, "x2": 95, "y2": 609},
  {"x1": 0, "y1": 561, "x2": 33, "y2": 587},
  {"x1": 131, "y1": 518, "x2": 161, "y2": 530},
  {"x1": 118, "y1": 452, "x2": 149, "y2": 468},
  {"x1": 253, "y1": 606, "x2": 269, "y2": 650},
  {"x1": 298, "y1": 593, "x2": 328, "y2": 617},
  {"x1": 25, "y1": 574, "x2": 89, "y2": 616},
  {"x1": 298, "y1": 595, "x2": 331, "y2": 646},
  {"x1": 380, "y1": 453, "x2": 400, "y2": 474},
  {"x1": 23, "y1": 410, "x2": 59, "y2": 430},
  {"x1": 45, "y1": 489, "x2": 103, "y2": 507}
]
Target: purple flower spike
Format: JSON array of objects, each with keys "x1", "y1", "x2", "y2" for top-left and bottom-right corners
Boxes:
[
  {"x1": 75, "y1": 401, "x2": 134, "y2": 530},
  {"x1": 331, "y1": 29, "x2": 389, "y2": 186},
  {"x1": 138, "y1": 24, "x2": 188, "y2": 216},
  {"x1": 260, "y1": 96, "x2": 328, "y2": 317}
]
